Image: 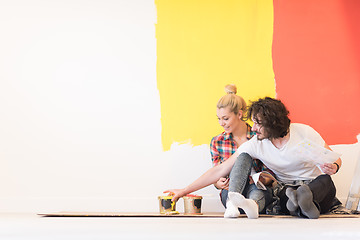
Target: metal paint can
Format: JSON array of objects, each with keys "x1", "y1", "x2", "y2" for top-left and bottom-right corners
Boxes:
[
  {"x1": 158, "y1": 196, "x2": 176, "y2": 214},
  {"x1": 183, "y1": 195, "x2": 202, "y2": 215}
]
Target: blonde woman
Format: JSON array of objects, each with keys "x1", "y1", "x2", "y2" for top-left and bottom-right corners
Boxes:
[{"x1": 210, "y1": 84, "x2": 274, "y2": 214}]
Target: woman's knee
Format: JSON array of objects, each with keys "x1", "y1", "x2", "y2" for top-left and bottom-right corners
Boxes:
[{"x1": 235, "y1": 152, "x2": 252, "y2": 166}]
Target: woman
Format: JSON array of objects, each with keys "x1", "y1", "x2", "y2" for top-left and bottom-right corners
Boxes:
[{"x1": 166, "y1": 84, "x2": 274, "y2": 218}]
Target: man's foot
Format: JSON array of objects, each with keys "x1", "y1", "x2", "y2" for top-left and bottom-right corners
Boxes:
[
  {"x1": 228, "y1": 192, "x2": 259, "y2": 219},
  {"x1": 297, "y1": 185, "x2": 320, "y2": 219},
  {"x1": 285, "y1": 187, "x2": 298, "y2": 212}
]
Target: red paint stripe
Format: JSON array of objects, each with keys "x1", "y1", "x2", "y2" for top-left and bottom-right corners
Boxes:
[{"x1": 272, "y1": 0, "x2": 360, "y2": 144}]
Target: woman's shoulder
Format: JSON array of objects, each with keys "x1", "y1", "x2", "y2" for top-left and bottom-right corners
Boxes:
[{"x1": 211, "y1": 132, "x2": 226, "y2": 142}]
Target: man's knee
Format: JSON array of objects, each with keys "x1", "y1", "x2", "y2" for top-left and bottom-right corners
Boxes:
[{"x1": 312, "y1": 174, "x2": 335, "y2": 189}]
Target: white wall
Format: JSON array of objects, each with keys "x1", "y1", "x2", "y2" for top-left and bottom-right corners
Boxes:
[
  {"x1": 331, "y1": 136, "x2": 360, "y2": 205},
  {"x1": 0, "y1": 0, "x2": 358, "y2": 214},
  {"x1": 0, "y1": 0, "x2": 165, "y2": 213},
  {"x1": 0, "y1": 0, "x2": 224, "y2": 214}
]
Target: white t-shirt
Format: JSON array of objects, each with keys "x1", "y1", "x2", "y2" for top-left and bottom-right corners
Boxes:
[{"x1": 236, "y1": 123, "x2": 325, "y2": 184}]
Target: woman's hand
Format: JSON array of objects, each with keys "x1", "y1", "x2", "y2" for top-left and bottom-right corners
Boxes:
[
  {"x1": 320, "y1": 162, "x2": 338, "y2": 175},
  {"x1": 163, "y1": 189, "x2": 187, "y2": 202},
  {"x1": 214, "y1": 177, "x2": 229, "y2": 190}
]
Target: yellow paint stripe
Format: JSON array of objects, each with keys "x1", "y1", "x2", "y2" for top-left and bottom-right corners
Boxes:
[{"x1": 156, "y1": 0, "x2": 275, "y2": 151}]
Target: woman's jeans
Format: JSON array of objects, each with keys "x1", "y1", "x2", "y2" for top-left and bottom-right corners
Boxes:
[{"x1": 220, "y1": 153, "x2": 273, "y2": 214}]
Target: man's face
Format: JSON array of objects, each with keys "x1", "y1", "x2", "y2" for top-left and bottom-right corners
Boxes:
[{"x1": 251, "y1": 115, "x2": 267, "y2": 140}]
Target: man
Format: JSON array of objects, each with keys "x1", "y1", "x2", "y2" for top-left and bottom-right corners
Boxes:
[
  {"x1": 225, "y1": 97, "x2": 341, "y2": 219},
  {"x1": 165, "y1": 97, "x2": 341, "y2": 219}
]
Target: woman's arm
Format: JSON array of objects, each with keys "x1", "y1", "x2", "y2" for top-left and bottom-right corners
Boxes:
[
  {"x1": 210, "y1": 138, "x2": 230, "y2": 189},
  {"x1": 164, "y1": 150, "x2": 240, "y2": 202}
]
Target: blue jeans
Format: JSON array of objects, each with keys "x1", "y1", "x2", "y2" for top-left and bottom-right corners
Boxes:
[{"x1": 220, "y1": 153, "x2": 273, "y2": 213}]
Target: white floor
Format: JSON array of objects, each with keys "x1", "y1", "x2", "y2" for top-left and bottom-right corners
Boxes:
[{"x1": 0, "y1": 213, "x2": 360, "y2": 240}]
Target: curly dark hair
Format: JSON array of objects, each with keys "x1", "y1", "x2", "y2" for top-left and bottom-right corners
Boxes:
[{"x1": 247, "y1": 97, "x2": 291, "y2": 139}]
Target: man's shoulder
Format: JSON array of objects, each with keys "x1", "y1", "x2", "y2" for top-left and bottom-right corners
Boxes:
[
  {"x1": 290, "y1": 123, "x2": 323, "y2": 141},
  {"x1": 237, "y1": 135, "x2": 267, "y2": 156},
  {"x1": 290, "y1": 123, "x2": 316, "y2": 132},
  {"x1": 291, "y1": 123, "x2": 309, "y2": 128},
  {"x1": 239, "y1": 135, "x2": 260, "y2": 149}
]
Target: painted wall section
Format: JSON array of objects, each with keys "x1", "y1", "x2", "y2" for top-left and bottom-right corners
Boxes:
[
  {"x1": 273, "y1": 0, "x2": 360, "y2": 144},
  {"x1": 156, "y1": 0, "x2": 275, "y2": 151}
]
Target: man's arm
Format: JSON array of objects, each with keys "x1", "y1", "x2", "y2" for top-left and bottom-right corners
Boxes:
[{"x1": 164, "y1": 150, "x2": 240, "y2": 202}]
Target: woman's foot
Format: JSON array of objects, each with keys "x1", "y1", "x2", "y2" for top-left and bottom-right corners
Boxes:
[
  {"x1": 226, "y1": 192, "x2": 259, "y2": 219},
  {"x1": 224, "y1": 199, "x2": 240, "y2": 218}
]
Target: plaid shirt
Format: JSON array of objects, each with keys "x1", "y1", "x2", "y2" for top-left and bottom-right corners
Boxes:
[{"x1": 210, "y1": 123, "x2": 271, "y2": 173}]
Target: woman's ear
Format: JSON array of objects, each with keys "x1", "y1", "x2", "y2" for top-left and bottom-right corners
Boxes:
[{"x1": 238, "y1": 110, "x2": 243, "y2": 120}]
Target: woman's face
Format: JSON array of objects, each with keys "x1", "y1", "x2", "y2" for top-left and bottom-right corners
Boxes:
[{"x1": 216, "y1": 107, "x2": 242, "y2": 134}]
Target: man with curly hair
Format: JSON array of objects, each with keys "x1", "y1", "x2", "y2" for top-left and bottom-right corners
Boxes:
[{"x1": 227, "y1": 97, "x2": 342, "y2": 218}]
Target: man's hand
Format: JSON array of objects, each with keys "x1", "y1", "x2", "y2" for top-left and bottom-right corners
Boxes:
[
  {"x1": 214, "y1": 177, "x2": 229, "y2": 190},
  {"x1": 321, "y1": 144, "x2": 341, "y2": 175},
  {"x1": 320, "y1": 162, "x2": 338, "y2": 175}
]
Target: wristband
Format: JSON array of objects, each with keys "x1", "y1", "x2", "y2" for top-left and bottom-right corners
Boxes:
[{"x1": 333, "y1": 162, "x2": 340, "y2": 173}]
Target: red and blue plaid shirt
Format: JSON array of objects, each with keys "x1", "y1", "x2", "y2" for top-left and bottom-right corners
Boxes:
[{"x1": 210, "y1": 123, "x2": 271, "y2": 173}]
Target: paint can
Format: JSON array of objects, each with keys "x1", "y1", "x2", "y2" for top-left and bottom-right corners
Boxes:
[
  {"x1": 183, "y1": 195, "x2": 202, "y2": 215},
  {"x1": 158, "y1": 196, "x2": 177, "y2": 214}
]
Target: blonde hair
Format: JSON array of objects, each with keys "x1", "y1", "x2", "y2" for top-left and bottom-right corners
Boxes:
[{"x1": 217, "y1": 84, "x2": 247, "y2": 116}]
